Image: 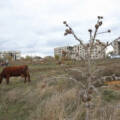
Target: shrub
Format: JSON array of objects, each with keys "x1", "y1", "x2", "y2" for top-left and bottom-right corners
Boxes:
[
  {"x1": 54, "y1": 55, "x2": 60, "y2": 61},
  {"x1": 102, "y1": 89, "x2": 120, "y2": 102}
]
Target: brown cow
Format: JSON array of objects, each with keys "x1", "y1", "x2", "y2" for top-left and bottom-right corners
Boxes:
[{"x1": 0, "y1": 65, "x2": 30, "y2": 84}]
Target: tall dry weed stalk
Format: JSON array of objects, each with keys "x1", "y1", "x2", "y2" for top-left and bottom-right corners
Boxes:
[{"x1": 63, "y1": 16, "x2": 120, "y2": 120}]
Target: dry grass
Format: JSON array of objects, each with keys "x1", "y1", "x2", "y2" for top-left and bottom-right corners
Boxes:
[
  {"x1": 0, "y1": 59, "x2": 120, "y2": 120},
  {"x1": 105, "y1": 81, "x2": 120, "y2": 85}
]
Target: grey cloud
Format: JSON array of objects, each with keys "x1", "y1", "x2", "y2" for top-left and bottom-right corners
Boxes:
[
  {"x1": 0, "y1": 0, "x2": 120, "y2": 57},
  {"x1": 35, "y1": 25, "x2": 64, "y2": 36},
  {"x1": 0, "y1": 0, "x2": 12, "y2": 8}
]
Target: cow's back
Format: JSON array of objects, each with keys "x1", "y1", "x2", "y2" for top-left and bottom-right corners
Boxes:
[{"x1": 1, "y1": 65, "x2": 28, "y2": 77}]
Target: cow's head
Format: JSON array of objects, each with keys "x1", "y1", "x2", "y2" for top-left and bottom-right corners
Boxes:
[{"x1": 0, "y1": 73, "x2": 3, "y2": 84}]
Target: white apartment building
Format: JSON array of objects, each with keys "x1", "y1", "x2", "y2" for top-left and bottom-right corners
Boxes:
[
  {"x1": 54, "y1": 41, "x2": 106, "y2": 60},
  {"x1": 54, "y1": 46, "x2": 73, "y2": 59},
  {"x1": 112, "y1": 39, "x2": 120, "y2": 55},
  {"x1": 0, "y1": 51, "x2": 21, "y2": 60}
]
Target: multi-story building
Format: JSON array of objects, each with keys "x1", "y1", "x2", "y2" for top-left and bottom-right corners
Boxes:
[
  {"x1": 73, "y1": 42, "x2": 106, "y2": 60},
  {"x1": 0, "y1": 51, "x2": 21, "y2": 60},
  {"x1": 112, "y1": 39, "x2": 120, "y2": 55},
  {"x1": 54, "y1": 40, "x2": 106, "y2": 60},
  {"x1": 54, "y1": 46, "x2": 73, "y2": 59}
]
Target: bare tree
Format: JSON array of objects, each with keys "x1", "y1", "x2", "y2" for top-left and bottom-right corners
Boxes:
[{"x1": 63, "y1": 16, "x2": 119, "y2": 120}]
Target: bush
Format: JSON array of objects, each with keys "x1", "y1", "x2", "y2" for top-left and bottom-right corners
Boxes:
[
  {"x1": 102, "y1": 89, "x2": 120, "y2": 102},
  {"x1": 55, "y1": 55, "x2": 60, "y2": 61}
]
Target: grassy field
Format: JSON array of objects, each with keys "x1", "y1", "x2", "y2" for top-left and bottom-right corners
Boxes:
[{"x1": 0, "y1": 59, "x2": 120, "y2": 120}]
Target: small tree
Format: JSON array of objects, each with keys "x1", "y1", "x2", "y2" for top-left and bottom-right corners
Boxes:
[
  {"x1": 25, "y1": 55, "x2": 33, "y2": 61},
  {"x1": 63, "y1": 16, "x2": 120, "y2": 120}
]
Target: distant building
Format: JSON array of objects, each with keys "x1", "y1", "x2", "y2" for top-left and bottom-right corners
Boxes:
[
  {"x1": 112, "y1": 39, "x2": 120, "y2": 55},
  {"x1": 54, "y1": 46, "x2": 73, "y2": 59},
  {"x1": 54, "y1": 40, "x2": 106, "y2": 60},
  {"x1": 0, "y1": 51, "x2": 21, "y2": 60},
  {"x1": 72, "y1": 41, "x2": 106, "y2": 60}
]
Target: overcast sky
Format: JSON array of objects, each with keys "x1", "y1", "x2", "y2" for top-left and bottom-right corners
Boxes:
[{"x1": 0, "y1": 0, "x2": 120, "y2": 57}]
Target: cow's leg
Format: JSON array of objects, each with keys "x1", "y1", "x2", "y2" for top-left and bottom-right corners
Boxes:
[
  {"x1": 26, "y1": 71, "x2": 30, "y2": 82},
  {"x1": 24, "y1": 76, "x2": 27, "y2": 83},
  {"x1": 27, "y1": 73, "x2": 31, "y2": 82},
  {"x1": 6, "y1": 76, "x2": 10, "y2": 84},
  {"x1": 0, "y1": 78, "x2": 3, "y2": 84}
]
